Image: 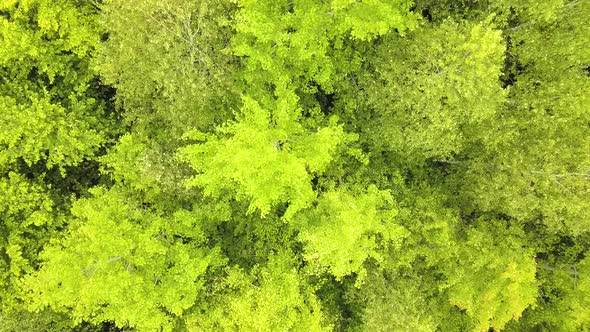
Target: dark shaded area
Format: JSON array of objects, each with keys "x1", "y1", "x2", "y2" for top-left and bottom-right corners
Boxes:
[
  {"x1": 0, "y1": 9, "x2": 10, "y2": 20},
  {"x1": 26, "y1": 66, "x2": 51, "y2": 86},
  {"x1": 413, "y1": 0, "x2": 491, "y2": 22},
  {"x1": 500, "y1": 37, "x2": 527, "y2": 88},
  {"x1": 313, "y1": 275, "x2": 359, "y2": 331},
  {"x1": 17, "y1": 156, "x2": 109, "y2": 203},
  {"x1": 100, "y1": 322, "x2": 124, "y2": 332},
  {"x1": 310, "y1": 176, "x2": 319, "y2": 191},
  {"x1": 314, "y1": 84, "x2": 335, "y2": 116},
  {"x1": 70, "y1": 321, "x2": 124, "y2": 332},
  {"x1": 101, "y1": 32, "x2": 110, "y2": 42},
  {"x1": 275, "y1": 201, "x2": 289, "y2": 219},
  {"x1": 421, "y1": 8, "x2": 433, "y2": 22},
  {"x1": 90, "y1": 77, "x2": 119, "y2": 119}
]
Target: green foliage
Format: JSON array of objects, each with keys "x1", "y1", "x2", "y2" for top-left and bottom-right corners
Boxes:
[
  {"x1": 186, "y1": 253, "x2": 331, "y2": 331},
  {"x1": 296, "y1": 185, "x2": 407, "y2": 280},
  {"x1": 0, "y1": 173, "x2": 55, "y2": 310},
  {"x1": 232, "y1": 0, "x2": 420, "y2": 96},
  {"x1": 0, "y1": 1, "x2": 115, "y2": 325},
  {"x1": 351, "y1": 268, "x2": 440, "y2": 332},
  {"x1": 1, "y1": 0, "x2": 589, "y2": 331},
  {"x1": 414, "y1": 0, "x2": 491, "y2": 21},
  {"x1": 0, "y1": 308, "x2": 105, "y2": 332},
  {"x1": 96, "y1": 0, "x2": 240, "y2": 204},
  {"x1": 0, "y1": 0, "x2": 113, "y2": 170},
  {"x1": 97, "y1": 0, "x2": 238, "y2": 142},
  {"x1": 532, "y1": 255, "x2": 590, "y2": 331},
  {"x1": 179, "y1": 97, "x2": 352, "y2": 220},
  {"x1": 24, "y1": 186, "x2": 223, "y2": 331},
  {"x1": 504, "y1": 232, "x2": 590, "y2": 331},
  {"x1": 454, "y1": 0, "x2": 590, "y2": 234},
  {"x1": 443, "y1": 220, "x2": 537, "y2": 331},
  {"x1": 361, "y1": 18, "x2": 505, "y2": 161}
]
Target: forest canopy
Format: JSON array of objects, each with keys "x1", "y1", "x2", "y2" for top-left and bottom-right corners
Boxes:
[{"x1": 1, "y1": 0, "x2": 589, "y2": 331}]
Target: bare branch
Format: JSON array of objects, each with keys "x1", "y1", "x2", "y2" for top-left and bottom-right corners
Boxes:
[{"x1": 536, "y1": 263, "x2": 580, "y2": 276}]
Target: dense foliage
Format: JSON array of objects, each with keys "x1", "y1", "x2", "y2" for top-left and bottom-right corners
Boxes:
[{"x1": 1, "y1": 0, "x2": 589, "y2": 331}]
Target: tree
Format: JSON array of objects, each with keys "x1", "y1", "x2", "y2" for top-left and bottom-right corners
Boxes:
[
  {"x1": 24, "y1": 186, "x2": 224, "y2": 331},
  {"x1": 454, "y1": 0, "x2": 590, "y2": 234},
  {"x1": 0, "y1": 1, "x2": 115, "y2": 328},
  {"x1": 357, "y1": 18, "x2": 506, "y2": 163}
]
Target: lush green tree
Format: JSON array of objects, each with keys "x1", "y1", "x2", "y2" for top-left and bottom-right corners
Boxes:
[
  {"x1": 97, "y1": 0, "x2": 239, "y2": 142},
  {"x1": 2, "y1": 0, "x2": 589, "y2": 331},
  {"x1": 456, "y1": 0, "x2": 590, "y2": 235},
  {"x1": 0, "y1": 0, "x2": 113, "y2": 169},
  {"x1": 358, "y1": 18, "x2": 506, "y2": 162},
  {"x1": 0, "y1": 2, "x2": 115, "y2": 329},
  {"x1": 185, "y1": 252, "x2": 331, "y2": 331},
  {"x1": 178, "y1": 97, "x2": 353, "y2": 220},
  {"x1": 505, "y1": 233, "x2": 590, "y2": 331},
  {"x1": 24, "y1": 185, "x2": 224, "y2": 331}
]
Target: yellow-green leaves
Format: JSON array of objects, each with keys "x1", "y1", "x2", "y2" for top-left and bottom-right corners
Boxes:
[
  {"x1": 98, "y1": 0, "x2": 238, "y2": 141},
  {"x1": 332, "y1": 0, "x2": 420, "y2": 40},
  {"x1": 363, "y1": 19, "x2": 505, "y2": 160},
  {"x1": 568, "y1": 257, "x2": 590, "y2": 329},
  {"x1": 24, "y1": 186, "x2": 221, "y2": 332},
  {"x1": 3, "y1": 0, "x2": 589, "y2": 330},
  {"x1": 0, "y1": 0, "x2": 111, "y2": 171},
  {"x1": 445, "y1": 221, "x2": 537, "y2": 331},
  {"x1": 459, "y1": 0, "x2": 590, "y2": 234},
  {"x1": 187, "y1": 253, "x2": 331, "y2": 331},
  {"x1": 297, "y1": 185, "x2": 406, "y2": 280},
  {"x1": 180, "y1": 97, "x2": 351, "y2": 220},
  {"x1": 233, "y1": 0, "x2": 419, "y2": 96},
  {"x1": 0, "y1": 173, "x2": 56, "y2": 311},
  {"x1": 0, "y1": 95, "x2": 104, "y2": 170},
  {"x1": 355, "y1": 269, "x2": 439, "y2": 332},
  {"x1": 0, "y1": 0, "x2": 114, "y2": 317}
]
